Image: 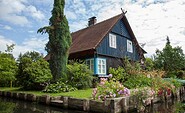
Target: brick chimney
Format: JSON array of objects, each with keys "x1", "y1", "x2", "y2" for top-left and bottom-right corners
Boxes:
[{"x1": 88, "y1": 16, "x2": 97, "y2": 26}]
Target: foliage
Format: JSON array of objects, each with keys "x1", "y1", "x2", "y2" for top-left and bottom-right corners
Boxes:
[
  {"x1": 123, "y1": 74, "x2": 152, "y2": 89},
  {"x1": 132, "y1": 87, "x2": 155, "y2": 111},
  {"x1": 165, "y1": 71, "x2": 178, "y2": 78},
  {"x1": 92, "y1": 78, "x2": 130, "y2": 101},
  {"x1": 0, "y1": 99, "x2": 16, "y2": 113},
  {"x1": 145, "y1": 58, "x2": 154, "y2": 71},
  {"x1": 149, "y1": 77, "x2": 180, "y2": 99},
  {"x1": 176, "y1": 70, "x2": 185, "y2": 79},
  {"x1": 109, "y1": 67, "x2": 127, "y2": 82},
  {"x1": 174, "y1": 102, "x2": 185, "y2": 113},
  {"x1": 0, "y1": 52, "x2": 17, "y2": 87},
  {"x1": 43, "y1": 80, "x2": 77, "y2": 93},
  {"x1": 154, "y1": 37, "x2": 185, "y2": 71},
  {"x1": 0, "y1": 44, "x2": 17, "y2": 87},
  {"x1": 38, "y1": 0, "x2": 72, "y2": 81},
  {"x1": 17, "y1": 51, "x2": 52, "y2": 90},
  {"x1": 66, "y1": 61, "x2": 93, "y2": 89},
  {"x1": 141, "y1": 70, "x2": 165, "y2": 78}
]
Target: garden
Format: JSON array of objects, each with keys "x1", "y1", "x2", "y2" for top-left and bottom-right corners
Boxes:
[{"x1": 0, "y1": 38, "x2": 185, "y2": 112}]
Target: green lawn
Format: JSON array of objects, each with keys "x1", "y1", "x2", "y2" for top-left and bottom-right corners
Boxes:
[{"x1": 0, "y1": 87, "x2": 92, "y2": 99}]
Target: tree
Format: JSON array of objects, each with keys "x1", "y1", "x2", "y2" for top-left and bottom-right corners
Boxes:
[
  {"x1": 154, "y1": 37, "x2": 185, "y2": 71},
  {"x1": 0, "y1": 44, "x2": 17, "y2": 87},
  {"x1": 38, "y1": 0, "x2": 71, "y2": 81},
  {"x1": 17, "y1": 51, "x2": 52, "y2": 90},
  {"x1": 145, "y1": 58, "x2": 154, "y2": 71}
]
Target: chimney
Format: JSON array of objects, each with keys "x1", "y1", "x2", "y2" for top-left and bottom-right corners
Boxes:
[{"x1": 88, "y1": 16, "x2": 97, "y2": 27}]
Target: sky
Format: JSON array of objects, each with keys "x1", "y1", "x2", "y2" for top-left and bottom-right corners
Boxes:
[{"x1": 0, "y1": 0, "x2": 185, "y2": 58}]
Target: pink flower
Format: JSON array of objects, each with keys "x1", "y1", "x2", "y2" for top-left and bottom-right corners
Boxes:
[{"x1": 108, "y1": 74, "x2": 113, "y2": 78}]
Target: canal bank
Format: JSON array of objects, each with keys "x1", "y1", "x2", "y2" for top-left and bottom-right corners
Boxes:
[{"x1": 0, "y1": 86, "x2": 185, "y2": 113}]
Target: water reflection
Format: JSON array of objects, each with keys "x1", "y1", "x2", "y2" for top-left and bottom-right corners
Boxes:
[
  {"x1": 0, "y1": 94, "x2": 184, "y2": 113},
  {"x1": 0, "y1": 97, "x2": 87, "y2": 113}
]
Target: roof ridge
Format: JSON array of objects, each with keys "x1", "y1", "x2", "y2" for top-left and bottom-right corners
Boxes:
[{"x1": 71, "y1": 13, "x2": 123, "y2": 35}]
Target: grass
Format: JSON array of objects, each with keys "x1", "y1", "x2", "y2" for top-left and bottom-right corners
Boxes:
[{"x1": 0, "y1": 87, "x2": 92, "y2": 99}]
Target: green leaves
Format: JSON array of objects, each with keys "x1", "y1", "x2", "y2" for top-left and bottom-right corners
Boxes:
[
  {"x1": 17, "y1": 51, "x2": 52, "y2": 90},
  {"x1": 0, "y1": 53, "x2": 17, "y2": 83},
  {"x1": 154, "y1": 37, "x2": 185, "y2": 71},
  {"x1": 38, "y1": 0, "x2": 72, "y2": 81},
  {"x1": 66, "y1": 61, "x2": 93, "y2": 89}
]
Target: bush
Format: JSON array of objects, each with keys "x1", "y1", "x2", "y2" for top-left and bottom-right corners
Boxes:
[
  {"x1": 66, "y1": 61, "x2": 93, "y2": 89},
  {"x1": 176, "y1": 70, "x2": 185, "y2": 79},
  {"x1": 165, "y1": 71, "x2": 177, "y2": 78},
  {"x1": 123, "y1": 74, "x2": 152, "y2": 89},
  {"x1": 43, "y1": 80, "x2": 77, "y2": 93},
  {"x1": 109, "y1": 67, "x2": 127, "y2": 82},
  {"x1": 17, "y1": 51, "x2": 52, "y2": 90},
  {"x1": 92, "y1": 78, "x2": 130, "y2": 101}
]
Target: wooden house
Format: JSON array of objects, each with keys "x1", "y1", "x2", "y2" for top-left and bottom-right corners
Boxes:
[{"x1": 45, "y1": 13, "x2": 146, "y2": 76}]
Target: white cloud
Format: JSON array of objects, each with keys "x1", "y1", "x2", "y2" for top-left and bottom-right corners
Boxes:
[
  {"x1": 3, "y1": 25, "x2": 12, "y2": 30},
  {"x1": 26, "y1": 5, "x2": 45, "y2": 20},
  {"x1": 0, "y1": 0, "x2": 45, "y2": 26},
  {"x1": 0, "y1": 35, "x2": 47, "y2": 58},
  {"x1": 22, "y1": 37, "x2": 48, "y2": 50},
  {"x1": 65, "y1": 10, "x2": 77, "y2": 20},
  {"x1": 0, "y1": 35, "x2": 15, "y2": 52},
  {"x1": 0, "y1": 0, "x2": 29, "y2": 26},
  {"x1": 121, "y1": 0, "x2": 185, "y2": 57}
]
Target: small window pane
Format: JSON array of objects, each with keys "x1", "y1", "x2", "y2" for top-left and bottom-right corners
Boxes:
[
  {"x1": 109, "y1": 33, "x2": 117, "y2": 48},
  {"x1": 127, "y1": 40, "x2": 133, "y2": 53}
]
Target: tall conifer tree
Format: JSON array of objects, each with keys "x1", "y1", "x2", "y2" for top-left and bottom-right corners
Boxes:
[{"x1": 38, "y1": 0, "x2": 71, "y2": 81}]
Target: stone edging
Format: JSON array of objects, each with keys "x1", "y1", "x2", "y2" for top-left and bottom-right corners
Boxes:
[{"x1": 0, "y1": 86, "x2": 184, "y2": 113}]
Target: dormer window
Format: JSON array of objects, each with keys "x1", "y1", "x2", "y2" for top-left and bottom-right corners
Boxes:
[
  {"x1": 127, "y1": 40, "x2": 133, "y2": 53},
  {"x1": 109, "y1": 33, "x2": 117, "y2": 48}
]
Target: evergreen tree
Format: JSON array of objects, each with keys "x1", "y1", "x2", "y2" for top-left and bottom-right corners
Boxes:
[
  {"x1": 154, "y1": 37, "x2": 185, "y2": 71},
  {"x1": 38, "y1": 0, "x2": 71, "y2": 81}
]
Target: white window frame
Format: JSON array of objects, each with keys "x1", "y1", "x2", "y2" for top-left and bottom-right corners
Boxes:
[
  {"x1": 86, "y1": 59, "x2": 94, "y2": 72},
  {"x1": 109, "y1": 33, "x2": 117, "y2": 48},
  {"x1": 97, "y1": 58, "x2": 106, "y2": 74},
  {"x1": 127, "y1": 40, "x2": 133, "y2": 53}
]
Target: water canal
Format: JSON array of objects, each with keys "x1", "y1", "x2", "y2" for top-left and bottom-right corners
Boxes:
[{"x1": 0, "y1": 95, "x2": 184, "y2": 113}]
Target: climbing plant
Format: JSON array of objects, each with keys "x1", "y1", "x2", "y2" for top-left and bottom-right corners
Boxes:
[{"x1": 38, "y1": 0, "x2": 71, "y2": 81}]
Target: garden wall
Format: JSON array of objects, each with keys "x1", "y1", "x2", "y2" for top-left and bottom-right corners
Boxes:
[{"x1": 0, "y1": 86, "x2": 184, "y2": 113}]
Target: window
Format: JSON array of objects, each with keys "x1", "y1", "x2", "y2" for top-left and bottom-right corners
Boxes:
[
  {"x1": 109, "y1": 33, "x2": 117, "y2": 48},
  {"x1": 86, "y1": 59, "x2": 94, "y2": 72},
  {"x1": 127, "y1": 40, "x2": 133, "y2": 53},
  {"x1": 98, "y1": 59, "x2": 106, "y2": 74}
]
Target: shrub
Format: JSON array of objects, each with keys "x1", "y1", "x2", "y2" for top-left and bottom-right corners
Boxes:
[
  {"x1": 165, "y1": 71, "x2": 177, "y2": 78},
  {"x1": 17, "y1": 51, "x2": 52, "y2": 90},
  {"x1": 109, "y1": 67, "x2": 127, "y2": 82},
  {"x1": 43, "y1": 80, "x2": 77, "y2": 93},
  {"x1": 66, "y1": 61, "x2": 93, "y2": 89},
  {"x1": 92, "y1": 78, "x2": 130, "y2": 101},
  {"x1": 176, "y1": 70, "x2": 185, "y2": 79},
  {"x1": 123, "y1": 74, "x2": 152, "y2": 89}
]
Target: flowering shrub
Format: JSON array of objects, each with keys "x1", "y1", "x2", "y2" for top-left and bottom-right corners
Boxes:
[
  {"x1": 132, "y1": 87, "x2": 155, "y2": 105},
  {"x1": 156, "y1": 81, "x2": 173, "y2": 97},
  {"x1": 92, "y1": 76, "x2": 130, "y2": 101}
]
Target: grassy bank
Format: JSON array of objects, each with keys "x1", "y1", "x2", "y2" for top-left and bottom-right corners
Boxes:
[{"x1": 0, "y1": 87, "x2": 92, "y2": 99}]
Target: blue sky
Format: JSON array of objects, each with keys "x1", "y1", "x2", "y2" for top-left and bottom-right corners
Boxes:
[{"x1": 0, "y1": 0, "x2": 185, "y2": 58}]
